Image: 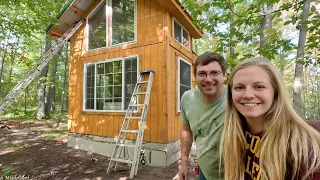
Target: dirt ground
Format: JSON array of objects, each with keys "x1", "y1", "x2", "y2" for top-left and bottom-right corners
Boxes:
[{"x1": 0, "y1": 120, "x2": 198, "y2": 180}]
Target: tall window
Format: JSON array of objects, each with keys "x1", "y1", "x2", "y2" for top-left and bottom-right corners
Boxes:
[
  {"x1": 88, "y1": 1, "x2": 107, "y2": 50},
  {"x1": 87, "y1": 0, "x2": 136, "y2": 51},
  {"x1": 177, "y1": 57, "x2": 192, "y2": 112},
  {"x1": 84, "y1": 56, "x2": 138, "y2": 111},
  {"x1": 111, "y1": 0, "x2": 135, "y2": 45},
  {"x1": 174, "y1": 20, "x2": 190, "y2": 50}
]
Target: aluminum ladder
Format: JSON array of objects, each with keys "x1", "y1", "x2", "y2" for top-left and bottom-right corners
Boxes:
[
  {"x1": 0, "y1": 20, "x2": 84, "y2": 116},
  {"x1": 107, "y1": 70, "x2": 154, "y2": 179}
]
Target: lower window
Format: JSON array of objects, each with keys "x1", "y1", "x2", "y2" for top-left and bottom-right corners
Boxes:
[
  {"x1": 177, "y1": 57, "x2": 192, "y2": 112},
  {"x1": 84, "y1": 55, "x2": 138, "y2": 111}
]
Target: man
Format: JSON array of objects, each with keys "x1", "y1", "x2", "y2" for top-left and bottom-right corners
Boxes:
[{"x1": 179, "y1": 52, "x2": 227, "y2": 180}]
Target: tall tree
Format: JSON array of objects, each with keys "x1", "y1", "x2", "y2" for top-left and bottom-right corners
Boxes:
[
  {"x1": 36, "y1": 35, "x2": 51, "y2": 120},
  {"x1": 45, "y1": 57, "x2": 59, "y2": 118},
  {"x1": 259, "y1": 3, "x2": 273, "y2": 50},
  {"x1": 293, "y1": 0, "x2": 311, "y2": 116},
  {"x1": 57, "y1": 44, "x2": 69, "y2": 127}
]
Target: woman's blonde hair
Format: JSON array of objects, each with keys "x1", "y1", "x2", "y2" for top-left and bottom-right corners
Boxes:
[{"x1": 221, "y1": 57, "x2": 320, "y2": 180}]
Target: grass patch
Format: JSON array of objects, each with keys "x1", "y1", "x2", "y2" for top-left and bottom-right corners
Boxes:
[
  {"x1": 40, "y1": 130, "x2": 68, "y2": 140},
  {"x1": 5, "y1": 140, "x2": 24, "y2": 148},
  {"x1": 0, "y1": 164, "x2": 14, "y2": 177}
]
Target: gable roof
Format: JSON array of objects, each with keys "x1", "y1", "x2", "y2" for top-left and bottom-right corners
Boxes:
[{"x1": 47, "y1": 0, "x2": 203, "y2": 39}]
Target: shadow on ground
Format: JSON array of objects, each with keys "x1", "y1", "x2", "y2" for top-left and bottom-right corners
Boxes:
[{"x1": 0, "y1": 120, "x2": 197, "y2": 180}]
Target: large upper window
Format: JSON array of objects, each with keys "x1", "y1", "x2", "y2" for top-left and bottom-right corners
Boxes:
[
  {"x1": 88, "y1": 2, "x2": 107, "y2": 50},
  {"x1": 174, "y1": 20, "x2": 190, "y2": 50},
  {"x1": 111, "y1": 0, "x2": 135, "y2": 45},
  {"x1": 177, "y1": 57, "x2": 192, "y2": 112},
  {"x1": 87, "y1": 0, "x2": 136, "y2": 51},
  {"x1": 84, "y1": 56, "x2": 138, "y2": 111}
]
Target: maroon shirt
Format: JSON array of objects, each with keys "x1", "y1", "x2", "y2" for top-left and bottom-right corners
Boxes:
[{"x1": 244, "y1": 120, "x2": 320, "y2": 180}]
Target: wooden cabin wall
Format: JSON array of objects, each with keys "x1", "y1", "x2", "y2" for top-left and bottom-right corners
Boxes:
[
  {"x1": 68, "y1": 0, "x2": 169, "y2": 143},
  {"x1": 163, "y1": 13, "x2": 197, "y2": 142}
]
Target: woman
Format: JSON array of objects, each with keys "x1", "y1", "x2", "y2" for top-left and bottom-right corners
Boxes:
[{"x1": 221, "y1": 57, "x2": 320, "y2": 180}]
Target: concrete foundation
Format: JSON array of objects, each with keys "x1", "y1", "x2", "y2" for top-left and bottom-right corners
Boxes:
[{"x1": 67, "y1": 133, "x2": 181, "y2": 167}]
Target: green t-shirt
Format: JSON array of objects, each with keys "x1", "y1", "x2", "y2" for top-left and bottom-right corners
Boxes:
[{"x1": 180, "y1": 86, "x2": 226, "y2": 180}]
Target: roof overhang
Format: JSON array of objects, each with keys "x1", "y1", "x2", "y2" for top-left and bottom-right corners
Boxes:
[
  {"x1": 46, "y1": 0, "x2": 101, "y2": 38},
  {"x1": 47, "y1": 0, "x2": 203, "y2": 39},
  {"x1": 155, "y1": 0, "x2": 203, "y2": 39}
]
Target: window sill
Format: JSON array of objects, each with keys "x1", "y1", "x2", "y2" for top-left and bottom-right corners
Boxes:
[
  {"x1": 82, "y1": 111, "x2": 126, "y2": 116},
  {"x1": 174, "y1": 39, "x2": 190, "y2": 51}
]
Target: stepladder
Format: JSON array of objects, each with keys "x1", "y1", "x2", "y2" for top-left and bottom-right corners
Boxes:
[
  {"x1": 0, "y1": 20, "x2": 84, "y2": 116},
  {"x1": 107, "y1": 70, "x2": 154, "y2": 179}
]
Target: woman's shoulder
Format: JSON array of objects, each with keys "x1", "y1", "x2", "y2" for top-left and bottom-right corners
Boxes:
[{"x1": 305, "y1": 118, "x2": 320, "y2": 132}]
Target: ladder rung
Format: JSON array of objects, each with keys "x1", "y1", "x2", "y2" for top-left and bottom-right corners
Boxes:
[
  {"x1": 116, "y1": 144, "x2": 136, "y2": 148},
  {"x1": 137, "y1": 81, "x2": 148, "y2": 84},
  {"x1": 111, "y1": 158, "x2": 133, "y2": 164},
  {"x1": 121, "y1": 130, "x2": 139, "y2": 133},
  {"x1": 133, "y1": 92, "x2": 147, "y2": 95},
  {"x1": 125, "y1": 116, "x2": 142, "y2": 119},
  {"x1": 129, "y1": 104, "x2": 144, "y2": 107}
]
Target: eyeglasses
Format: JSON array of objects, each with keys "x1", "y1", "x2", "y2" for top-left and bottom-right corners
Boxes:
[{"x1": 196, "y1": 71, "x2": 223, "y2": 78}]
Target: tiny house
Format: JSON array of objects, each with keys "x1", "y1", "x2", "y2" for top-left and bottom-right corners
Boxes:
[{"x1": 47, "y1": 0, "x2": 203, "y2": 166}]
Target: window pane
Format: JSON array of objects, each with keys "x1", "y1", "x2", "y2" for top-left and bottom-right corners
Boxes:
[
  {"x1": 96, "y1": 99, "x2": 104, "y2": 110},
  {"x1": 96, "y1": 74, "x2": 104, "y2": 86},
  {"x1": 174, "y1": 21, "x2": 182, "y2": 43},
  {"x1": 106, "y1": 74, "x2": 113, "y2": 85},
  {"x1": 88, "y1": 3, "x2": 106, "y2": 50},
  {"x1": 85, "y1": 65, "x2": 95, "y2": 110},
  {"x1": 96, "y1": 87, "x2": 104, "y2": 98},
  {"x1": 180, "y1": 85, "x2": 191, "y2": 101},
  {"x1": 125, "y1": 84, "x2": 135, "y2": 97},
  {"x1": 114, "y1": 73, "x2": 122, "y2": 85},
  {"x1": 125, "y1": 59, "x2": 132, "y2": 71},
  {"x1": 105, "y1": 62, "x2": 113, "y2": 74},
  {"x1": 97, "y1": 63, "x2": 104, "y2": 74},
  {"x1": 180, "y1": 60, "x2": 191, "y2": 86},
  {"x1": 105, "y1": 86, "x2": 113, "y2": 98},
  {"x1": 124, "y1": 57, "x2": 137, "y2": 110},
  {"x1": 183, "y1": 29, "x2": 190, "y2": 49},
  {"x1": 114, "y1": 86, "x2": 122, "y2": 98},
  {"x1": 125, "y1": 97, "x2": 131, "y2": 108},
  {"x1": 114, "y1": 60, "x2": 122, "y2": 72},
  {"x1": 86, "y1": 99, "x2": 94, "y2": 109},
  {"x1": 112, "y1": 0, "x2": 135, "y2": 45}
]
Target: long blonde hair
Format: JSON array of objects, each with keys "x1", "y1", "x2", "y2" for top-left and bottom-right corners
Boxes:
[{"x1": 221, "y1": 57, "x2": 320, "y2": 180}]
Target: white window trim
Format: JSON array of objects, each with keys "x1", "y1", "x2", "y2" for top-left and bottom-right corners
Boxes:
[
  {"x1": 86, "y1": 0, "x2": 108, "y2": 52},
  {"x1": 177, "y1": 56, "x2": 192, "y2": 112},
  {"x1": 83, "y1": 54, "x2": 139, "y2": 112},
  {"x1": 173, "y1": 19, "x2": 191, "y2": 51},
  {"x1": 110, "y1": 0, "x2": 137, "y2": 47}
]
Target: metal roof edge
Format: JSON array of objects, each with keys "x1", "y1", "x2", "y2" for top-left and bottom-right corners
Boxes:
[{"x1": 45, "y1": 0, "x2": 75, "y2": 34}]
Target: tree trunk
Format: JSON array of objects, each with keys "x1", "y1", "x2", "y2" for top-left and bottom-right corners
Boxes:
[
  {"x1": 293, "y1": 0, "x2": 311, "y2": 116},
  {"x1": 229, "y1": 6, "x2": 235, "y2": 69},
  {"x1": 57, "y1": 44, "x2": 69, "y2": 127},
  {"x1": 45, "y1": 48, "x2": 60, "y2": 118},
  {"x1": 36, "y1": 35, "x2": 51, "y2": 120},
  {"x1": 260, "y1": 4, "x2": 273, "y2": 48},
  {"x1": 0, "y1": 40, "x2": 10, "y2": 97}
]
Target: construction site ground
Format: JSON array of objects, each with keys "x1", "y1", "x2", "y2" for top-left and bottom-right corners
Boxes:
[{"x1": 0, "y1": 119, "x2": 197, "y2": 180}]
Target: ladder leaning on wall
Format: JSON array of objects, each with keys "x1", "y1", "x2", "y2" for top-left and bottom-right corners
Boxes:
[
  {"x1": 0, "y1": 20, "x2": 84, "y2": 116},
  {"x1": 107, "y1": 70, "x2": 154, "y2": 179}
]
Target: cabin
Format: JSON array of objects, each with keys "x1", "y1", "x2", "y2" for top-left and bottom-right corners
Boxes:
[{"x1": 47, "y1": 0, "x2": 203, "y2": 167}]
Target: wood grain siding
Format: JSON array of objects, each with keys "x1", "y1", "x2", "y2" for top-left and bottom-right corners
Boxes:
[{"x1": 68, "y1": 0, "x2": 197, "y2": 144}]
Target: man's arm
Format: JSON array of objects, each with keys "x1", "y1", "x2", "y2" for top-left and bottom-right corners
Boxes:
[
  {"x1": 180, "y1": 123, "x2": 193, "y2": 165},
  {"x1": 179, "y1": 123, "x2": 193, "y2": 180}
]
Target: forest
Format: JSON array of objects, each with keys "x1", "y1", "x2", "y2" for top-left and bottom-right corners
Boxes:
[{"x1": 0, "y1": 0, "x2": 319, "y2": 121}]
